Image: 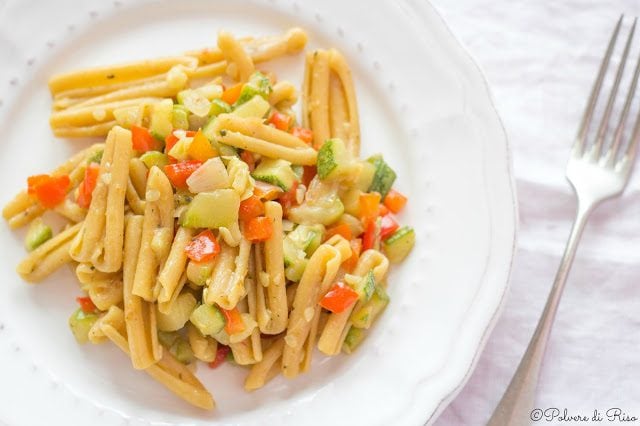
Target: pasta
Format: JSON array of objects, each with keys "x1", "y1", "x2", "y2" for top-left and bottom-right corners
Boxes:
[{"x1": 5, "y1": 27, "x2": 415, "y2": 411}]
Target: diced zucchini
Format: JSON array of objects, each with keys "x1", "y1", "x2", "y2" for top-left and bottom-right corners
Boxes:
[
  {"x1": 156, "y1": 292, "x2": 197, "y2": 332},
  {"x1": 87, "y1": 149, "x2": 104, "y2": 165},
  {"x1": 172, "y1": 104, "x2": 190, "y2": 130},
  {"x1": 68, "y1": 308, "x2": 98, "y2": 344},
  {"x1": 287, "y1": 224, "x2": 325, "y2": 256},
  {"x1": 171, "y1": 339, "x2": 195, "y2": 364},
  {"x1": 283, "y1": 237, "x2": 308, "y2": 282},
  {"x1": 342, "y1": 326, "x2": 366, "y2": 354},
  {"x1": 350, "y1": 284, "x2": 389, "y2": 329},
  {"x1": 149, "y1": 99, "x2": 174, "y2": 141},
  {"x1": 383, "y1": 226, "x2": 415, "y2": 263},
  {"x1": 317, "y1": 138, "x2": 349, "y2": 180},
  {"x1": 179, "y1": 189, "x2": 240, "y2": 229},
  {"x1": 186, "y1": 258, "x2": 214, "y2": 286},
  {"x1": 350, "y1": 271, "x2": 375, "y2": 302},
  {"x1": 140, "y1": 151, "x2": 169, "y2": 169},
  {"x1": 158, "y1": 330, "x2": 180, "y2": 347},
  {"x1": 231, "y1": 95, "x2": 271, "y2": 119},
  {"x1": 168, "y1": 136, "x2": 193, "y2": 161},
  {"x1": 25, "y1": 218, "x2": 52, "y2": 252},
  {"x1": 190, "y1": 304, "x2": 226, "y2": 336},
  {"x1": 252, "y1": 158, "x2": 297, "y2": 191},
  {"x1": 177, "y1": 89, "x2": 211, "y2": 117},
  {"x1": 285, "y1": 257, "x2": 308, "y2": 282},
  {"x1": 367, "y1": 155, "x2": 397, "y2": 198},
  {"x1": 209, "y1": 99, "x2": 232, "y2": 117},
  {"x1": 201, "y1": 116, "x2": 218, "y2": 142},
  {"x1": 234, "y1": 71, "x2": 272, "y2": 106},
  {"x1": 288, "y1": 186, "x2": 344, "y2": 226}
]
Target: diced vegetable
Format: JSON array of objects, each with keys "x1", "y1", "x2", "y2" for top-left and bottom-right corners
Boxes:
[
  {"x1": 355, "y1": 160, "x2": 376, "y2": 192},
  {"x1": 268, "y1": 111, "x2": 291, "y2": 131},
  {"x1": 209, "y1": 98, "x2": 232, "y2": 117},
  {"x1": 349, "y1": 270, "x2": 375, "y2": 302},
  {"x1": 367, "y1": 155, "x2": 397, "y2": 198},
  {"x1": 188, "y1": 113, "x2": 209, "y2": 131},
  {"x1": 350, "y1": 284, "x2": 389, "y2": 329},
  {"x1": 164, "y1": 160, "x2": 203, "y2": 189},
  {"x1": 208, "y1": 345, "x2": 230, "y2": 369},
  {"x1": 359, "y1": 192, "x2": 381, "y2": 224},
  {"x1": 68, "y1": 308, "x2": 98, "y2": 344},
  {"x1": 251, "y1": 158, "x2": 297, "y2": 191},
  {"x1": 140, "y1": 151, "x2": 169, "y2": 170},
  {"x1": 382, "y1": 226, "x2": 415, "y2": 263},
  {"x1": 132, "y1": 125, "x2": 159, "y2": 152},
  {"x1": 340, "y1": 213, "x2": 364, "y2": 237},
  {"x1": 177, "y1": 89, "x2": 211, "y2": 117},
  {"x1": 76, "y1": 296, "x2": 97, "y2": 313},
  {"x1": 179, "y1": 189, "x2": 240, "y2": 229},
  {"x1": 187, "y1": 130, "x2": 218, "y2": 161},
  {"x1": 286, "y1": 224, "x2": 324, "y2": 256},
  {"x1": 167, "y1": 136, "x2": 193, "y2": 161},
  {"x1": 76, "y1": 162, "x2": 100, "y2": 208},
  {"x1": 231, "y1": 95, "x2": 271, "y2": 119},
  {"x1": 184, "y1": 230, "x2": 221, "y2": 263},
  {"x1": 221, "y1": 83, "x2": 243, "y2": 105},
  {"x1": 288, "y1": 178, "x2": 344, "y2": 226},
  {"x1": 87, "y1": 149, "x2": 104, "y2": 165},
  {"x1": 234, "y1": 71, "x2": 272, "y2": 106},
  {"x1": 291, "y1": 127, "x2": 313, "y2": 145},
  {"x1": 172, "y1": 104, "x2": 190, "y2": 130},
  {"x1": 317, "y1": 138, "x2": 350, "y2": 180},
  {"x1": 378, "y1": 203, "x2": 389, "y2": 217},
  {"x1": 244, "y1": 216, "x2": 273, "y2": 242},
  {"x1": 195, "y1": 83, "x2": 223, "y2": 100},
  {"x1": 171, "y1": 339, "x2": 195, "y2": 364},
  {"x1": 253, "y1": 180, "x2": 283, "y2": 201},
  {"x1": 283, "y1": 239, "x2": 308, "y2": 282},
  {"x1": 342, "y1": 326, "x2": 365, "y2": 354},
  {"x1": 149, "y1": 99, "x2": 174, "y2": 141},
  {"x1": 380, "y1": 213, "x2": 400, "y2": 239},
  {"x1": 190, "y1": 303, "x2": 226, "y2": 336},
  {"x1": 221, "y1": 307, "x2": 245, "y2": 335},
  {"x1": 186, "y1": 157, "x2": 229, "y2": 193},
  {"x1": 156, "y1": 292, "x2": 198, "y2": 332},
  {"x1": 383, "y1": 188, "x2": 408, "y2": 214},
  {"x1": 319, "y1": 282, "x2": 359, "y2": 313},
  {"x1": 28, "y1": 174, "x2": 70, "y2": 208},
  {"x1": 238, "y1": 195, "x2": 265, "y2": 222},
  {"x1": 158, "y1": 330, "x2": 180, "y2": 347},
  {"x1": 343, "y1": 238, "x2": 362, "y2": 272},
  {"x1": 186, "y1": 258, "x2": 214, "y2": 286},
  {"x1": 240, "y1": 150, "x2": 255, "y2": 171},
  {"x1": 277, "y1": 181, "x2": 299, "y2": 215},
  {"x1": 325, "y1": 222, "x2": 353, "y2": 241},
  {"x1": 362, "y1": 219, "x2": 377, "y2": 251},
  {"x1": 25, "y1": 217, "x2": 52, "y2": 252}
]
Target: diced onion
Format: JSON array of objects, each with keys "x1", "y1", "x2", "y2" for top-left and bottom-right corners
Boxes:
[{"x1": 186, "y1": 157, "x2": 230, "y2": 193}]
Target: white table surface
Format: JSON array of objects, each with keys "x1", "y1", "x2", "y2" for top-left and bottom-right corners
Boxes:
[{"x1": 431, "y1": 1, "x2": 640, "y2": 425}]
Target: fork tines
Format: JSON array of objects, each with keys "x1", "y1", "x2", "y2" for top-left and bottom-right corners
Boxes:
[{"x1": 574, "y1": 15, "x2": 640, "y2": 167}]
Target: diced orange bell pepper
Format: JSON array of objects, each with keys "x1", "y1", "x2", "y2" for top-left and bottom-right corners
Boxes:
[
  {"x1": 359, "y1": 192, "x2": 381, "y2": 224},
  {"x1": 187, "y1": 130, "x2": 218, "y2": 161},
  {"x1": 383, "y1": 188, "x2": 408, "y2": 214},
  {"x1": 222, "y1": 307, "x2": 245, "y2": 335},
  {"x1": 268, "y1": 111, "x2": 292, "y2": 131},
  {"x1": 325, "y1": 222, "x2": 353, "y2": 241},
  {"x1": 244, "y1": 216, "x2": 274, "y2": 242},
  {"x1": 184, "y1": 230, "x2": 221, "y2": 263},
  {"x1": 291, "y1": 127, "x2": 313, "y2": 145},
  {"x1": 28, "y1": 174, "x2": 71, "y2": 209},
  {"x1": 240, "y1": 150, "x2": 255, "y2": 172},
  {"x1": 343, "y1": 238, "x2": 362, "y2": 272},
  {"x1": 221, "y1": 83, "x2": 243, "y2": 105},
  {"x1": 131, "y1": 125, "x2": 159, "y2": 153},
  {"x1": 239, "y1": 195, "x2": 265, "y2": 222}
]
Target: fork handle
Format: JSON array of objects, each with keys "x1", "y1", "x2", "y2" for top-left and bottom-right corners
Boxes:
[{"x1": 488, "y1": 203, "x2": 592, "y2": 426}]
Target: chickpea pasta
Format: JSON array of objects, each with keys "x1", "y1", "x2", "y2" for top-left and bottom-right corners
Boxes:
[{"x1": 4, "y1": 27, "x2": 415, "y2": 411}]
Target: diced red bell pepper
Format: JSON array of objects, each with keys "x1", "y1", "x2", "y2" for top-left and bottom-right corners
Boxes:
[
  {"x1": 278, "y1": 181, "x2": 298, "y2": 215},
  {"x1": 76, "y1": 163, "x2": 100, "y2": 209},
  {"x1": 290, "y1": 127, "x2": 313, "y2": 145},
  {"x1": 268, "y1": 111, "x2": 292, "y2": 131},
  {"x1": 362, "y1": 219, "x2": 377, "y2": 251},
  {"x1": 184, "y1": 230, "x2": 221, "y2": 263},
  {"x1": 239, "y1": 195, "x2": 265, "y2": 222},
  {"x1": 240, "y1": 150, "x2": 255, "y2": 172},
  {"x1": 164, "y1": 160, "x2": 202, "y2": 189},
  {"x1": 380, "y1": 213, "x2": 400, "y2": 240},
  {"x1": 76, "y1": 296, "x2": 97, "y2": 313},
  {"x1": 244, "y1": 216, "x2": 273, "y2": 242},
  {"x1": 131, "y1": 125, "x2": 159, "y2": 153},
  {"x1": 302, "y1": 165, "x2": 317, "y2": 187},
  {"x1": 28, "y1": 174, "x2": 71, "y2": 208},
  {"x1": 319, "y1": 282, "x2": 359, "y2": 313},
  {"x1": 208, "y1": 345, "x2": 230, "y2": 369}
]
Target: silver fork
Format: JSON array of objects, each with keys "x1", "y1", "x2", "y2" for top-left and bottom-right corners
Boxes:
[{"x1": 488, "y1": 15, "x2": 640, "y2": 426}]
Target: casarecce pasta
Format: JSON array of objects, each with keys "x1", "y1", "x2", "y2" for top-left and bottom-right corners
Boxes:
[{"x1": 4, "y1": 27, "x2": 415, "y2": 411}]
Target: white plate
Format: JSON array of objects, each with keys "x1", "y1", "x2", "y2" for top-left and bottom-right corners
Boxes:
[{"x1": 0, "y1": 0, "x2": 517, "y2": 424}]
